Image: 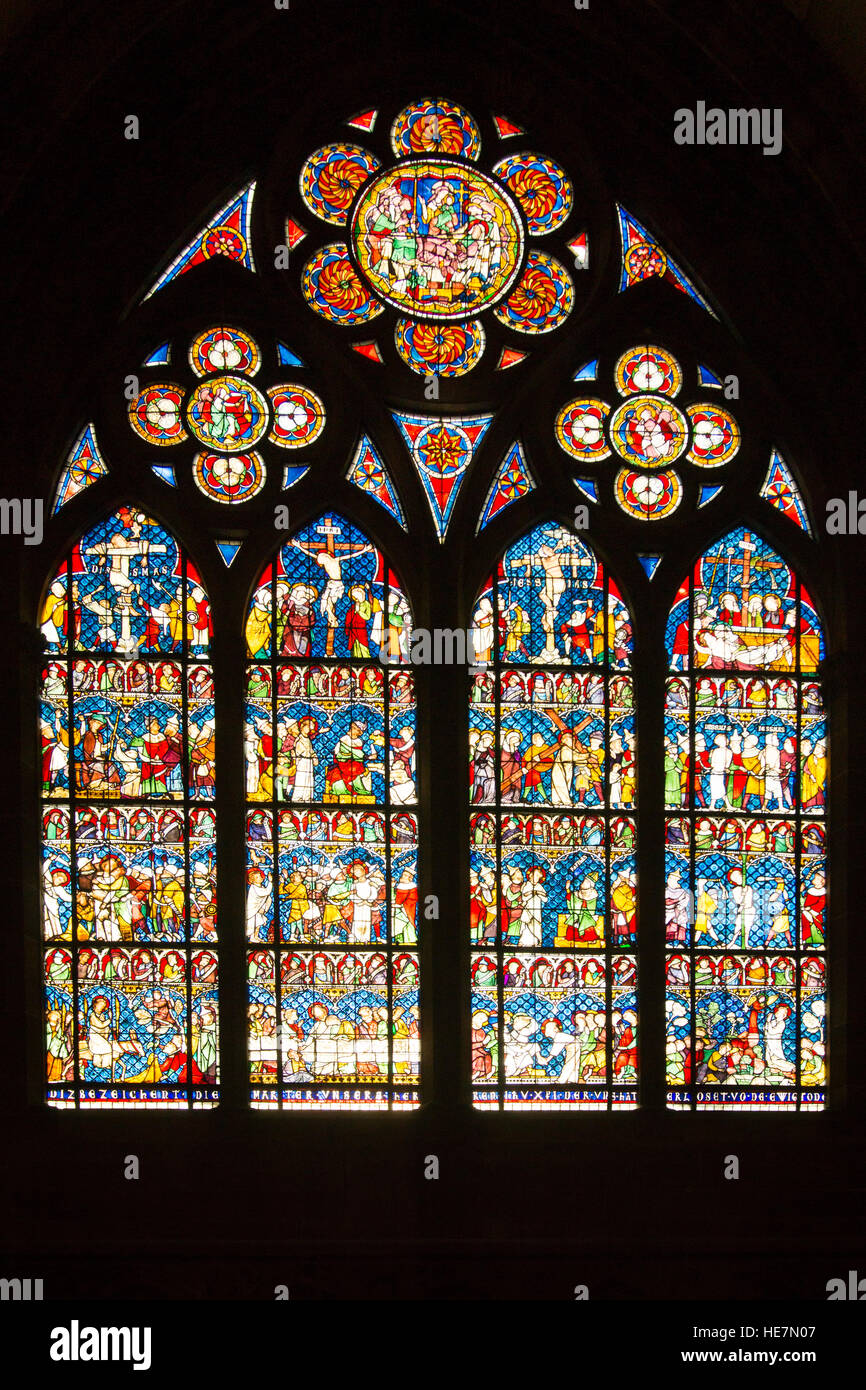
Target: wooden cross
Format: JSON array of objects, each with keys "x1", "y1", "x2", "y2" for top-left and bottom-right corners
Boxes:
[
  {"x1": 290, "y1": 518, "x2": 371, "y2": 655},
  {"x1": 704, "y1": 531, "x2": 788, "y2": 614}
]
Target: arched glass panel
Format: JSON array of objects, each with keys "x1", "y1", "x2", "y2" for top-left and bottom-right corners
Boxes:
[
  {"x1": 469, "y1": 521, "x2": 637, "y2": 1110},
  {"x1": 665, "y1": 526, "x2": 826, "y2": 1110},
  {"x1": 245, "y1": 514, "x2": 418, "y2": 1109},
  {"x1": 40, "y1": 508, "x2": 218, "y2": 1108}
]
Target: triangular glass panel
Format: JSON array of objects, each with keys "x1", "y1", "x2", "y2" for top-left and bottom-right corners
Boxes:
[
  {"x1": 495, "y1": 347, "x2": 527, "y2": 370},
  {"x1": 574, "y1": 478, "x2": 598, "y2": 504},
  {"x1": 698, "y1": 363, "x2": 722, "y2": 388},
  {"x1": 347, "y1": 436, "x2": 406, "y2": 528},
  {"x1": 698, "y1": 485, "x2": 723, "y2": 507},
  {"x1": 616, "y1": 206, "x2": 717, "y2": 318},
  {"x1": 52, "y1": 424, "x2": 108, "y2": 513},
  {"x1": 151, "y1": 465, "x2": 177, "y2": 487},
  {"x1": 277, "y1": 342, "x2": 305, "y2": 367},
  {"x1": 144, "y1": 182, "x2": 256, "y2": 300},
  {"x1": 567, "y1": 231, "x2": 588, "y2": 269},
  {"x1": 392, "y1": 410, "x2": 493, "y2": 540},
  {"x1": 760, "y1": 449, "x2": 812, "y2": 534},
  {"x1": 638, "y1": 554, "x2": 662, "y2": 580},
  {"x1": 283, "y1": 464, "x2": 309, "y2": 489},
  {"x1": 573, "y1": 359, "x2": 598, "y2": 382},
  {"x1": 346, "y1": 108, "x2": 377, "y2": 132},
  {"x1": 493, "y1": 114, "x2": 525, "y2": 138},
  {"x1": 351, "y1": 340, "x2": 383, "y2": 363},
  {"x1": 477, "y1": 441, "x2": 535, "y2": 532},
  {"x1": 215, "y1": 540, "x2": 242, "y2": 567},
  {"x1": 143, "y1": 342, "x2": 171, "y2": 366},
  {"x1": 286, "y1": 218, "x2": 307, "y2": 250}
]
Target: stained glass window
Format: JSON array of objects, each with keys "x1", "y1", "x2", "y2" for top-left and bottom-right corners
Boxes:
[
  {"x1": 664, "y1": 528, "x2": 826, "y2": 1111},
  {"x1": 245, "y1": 514, "x2": 418, "y2": 1109},
  {"x1": 469, "y1": 522, "x2": 637, "y2": 1110},
  {"x1": 39, "y1": 508, "x2": 218, "y2": 1109}
]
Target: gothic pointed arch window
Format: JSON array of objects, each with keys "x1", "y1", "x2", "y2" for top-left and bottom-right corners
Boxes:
[
  {"x1": 664, "y1": 528, "x2": 826, "y2": 1110},
  {"x1": 244, "y1": 514, "x2": 419, "y2": 1109},
  {"x1": 469, "y1": 522, "x2": 637, "y2": 1111},
  {"x1": 39, "y1": 507, "x2": 218, "y2": 1108},
  {"x1": 35, "y1": 90, "x2": 831, "y2": 1121}
]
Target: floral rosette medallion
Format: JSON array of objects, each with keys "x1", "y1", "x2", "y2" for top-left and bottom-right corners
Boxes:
[
  {"x1": 190, "y1": 326, "x2": 260, "y2": 377},
  {"x1": 492, "y1": 152, "x2": 572, "y2": 236},
  {"x1": 390, "y1": 99, "x2": 481, "y2": 159},
  {"x1": 302, "y1": 243, "x2": 384, "y2": 325},
  {"x1": 267, "y1": 386, "x2": 326, "y2": 448},
  {"x1": 614, "y1": 344, "x2": 681, "y2": 397},
  {"x1": 686, "y1": 404, "x2": 741, "y2": 466},
  {"x1": 394, "y1": 318, "x2": 485, "y2": 376},
  {"x1": 615, "y1": 468, "x2": 682, "y2": 519},
  {"x1": 128, "y1": 384, "x2": 187, "y2": 445},
  {"x1": 301, "y1": 144, "x2": 381, "y2": 225},
  {"x1": 193, "y1": 451, "x2": 265, "y2": 503},
  {"x1": 555, "y1": 398, "x2": 612, "y2": 462},
  {"x1": 493, "y1": 250, "x2": 573, "y2": 334}
]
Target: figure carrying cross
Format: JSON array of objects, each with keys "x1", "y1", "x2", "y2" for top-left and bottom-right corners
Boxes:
[{"x1": 290, "y1": 519, "x2": 372, "y2": 656}]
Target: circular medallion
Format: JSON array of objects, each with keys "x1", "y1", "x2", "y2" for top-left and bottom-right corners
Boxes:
[
  {"x1": 394, "y1": 318, "x2": 485, "y2": 376},
  {"x1": 492, "y1": 251, "x2": 573, "y2": 334},
  {"x1": 201, "y1": 226, "x2": 247, "y2": 261},
  {"x1": 555, "y1": 398, "x2": 611, "y2": 462},
  {"x1": 186, "y1": 376, "x2": 268, "y2": 452},
  {"x1": 615, "y1": 468, "x2": 682, "y2": 520},
  {"x1": 390, "y1": 99, "x2": 481, "y2": 160},
  {"x1": 128, "y1": 383, "x2": 187, "y2": 445},
  {"x1": 193, "y1": 452, "x2": 265, "y2": 504},
  {"x1": 686, "y1": 404, "x2": 741, "y2": 466},
  {"x1": 411, "y1": 420, "x2": 472, "y2": 476},
  {"x1": 300, "y1": 143, "x2": 381, "y2": 225},
  {"x1": 190, "y1": 326, "x2": 260, "y2": 377},
  {"x1": 267, "y1": 385, "x2": 326, "y2": 448},
  {"x1": 614, "y1": 345, "x2": 681, "y2": 397},
  {"x1": 624, "y1": 239, "x2": 666, "y2": 281},
  {"x1": 609, "y1": 395, "x2": 688, "y2": 466},
  {"x1": 302, "y1": 243, "x2": 384, "y2": 325},
  {"x1": 492, "y1": 152, "x2": 572, "y2": 236},
  {"x1": 351, "y1": 160, "x2": 524, "y2": 320}
]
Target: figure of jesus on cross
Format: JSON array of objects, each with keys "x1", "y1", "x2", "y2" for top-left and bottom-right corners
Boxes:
[{"x1": 290, "y1": 519, "x2": 372, "y2": 656}]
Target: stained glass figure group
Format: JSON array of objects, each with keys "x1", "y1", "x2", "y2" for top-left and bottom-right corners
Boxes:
[
  {"x1": 41, "y1": 102, "x2": 829, "y2": 1119},
  {"x1": 469, "y1": 523, "x2": 637, "y2": 1110},
  {"x1": 244, "y1": 516, "x2": 419, "y2": 1108},
  {"x1": 664, "y1": 528, "x2": 825, "y2": 1109},
  {"x1": 40, "y1": 510, "x2": 218, "y2": 1108}
]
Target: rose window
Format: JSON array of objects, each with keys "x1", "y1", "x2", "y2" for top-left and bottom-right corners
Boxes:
[{"x1": 296, "y1": 98, "x2": 581, "y2": 376}]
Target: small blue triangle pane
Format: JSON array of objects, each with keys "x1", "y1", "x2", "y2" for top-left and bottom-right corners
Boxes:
[
  {"x1": 698, "y1": 363, "x2": 722, "y2": 388},
  {"x1": 143, "y1": 342, "x2": 171, "y2": 366},
  {"x1": 638, "y1": 555, "x2": 662, "y2": 579},
  {"x1": 216, "y1": 540, "x2": 242, "y2": 567},
  {"x1": 283, "y1": 464, "x2": 309, "y2": 489},
  {"x1": 698, "y1": 485, "x2": 723, "y2": 507},
  {"x1": 152, "y1": 465, "x2": 177, "y2": 486},
  {"x1": 574, "y1": 478, "x2": 598, "y2": 503},
  {"x1": 278, "y1": 342, "x2": 305, "y2": 367},
  {"x1": 573, "y1": 359, "x2": 599, "y2": 382}
]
